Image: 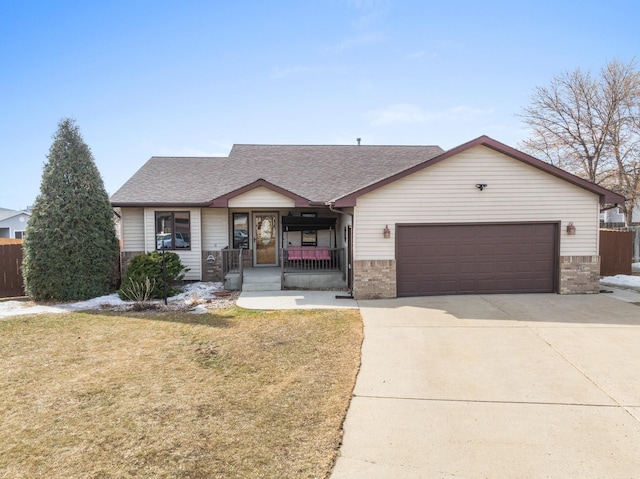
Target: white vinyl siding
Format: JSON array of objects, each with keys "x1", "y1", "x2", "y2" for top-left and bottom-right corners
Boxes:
[
  {"x1": 144, "y1": 208, "x2": 202, "y2": 280},
  {"x1": 121, "y1": 208, "x2": 144, "y2": 251},
  {"x1": 228, "y1": 186, "x2": 295, "y2": 208},
  {"x1": 0, "y1": 213, "x2": 30, "y2": 240},
  {"x1": 201, "y1": 208, "x2": 229, "y2": 250},
  {"x1": 355, "y1": 145, "x2": 600, "y2": 260}
]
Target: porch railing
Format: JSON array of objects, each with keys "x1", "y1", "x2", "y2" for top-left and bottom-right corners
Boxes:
[
  {"x1": 222, "y1": 247, "x2": 241, "y2": 274},
  {"x1": 222, "y1": 247, "x2": 246, "y2": 289},
  {"x1": 280, "y1": 247, "x2": 344, "y2": 273}
]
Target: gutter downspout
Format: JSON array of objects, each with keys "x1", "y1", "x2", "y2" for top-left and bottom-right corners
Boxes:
[{"x1": 328, "y1": 201, "x2": 354, "y2": 299}]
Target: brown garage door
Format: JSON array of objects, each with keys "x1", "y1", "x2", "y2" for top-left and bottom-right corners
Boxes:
[{"x1": 397, "y1": 223, "x2": 557, "y2": 296}]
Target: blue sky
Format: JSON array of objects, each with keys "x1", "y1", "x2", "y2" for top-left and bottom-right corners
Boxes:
[{"x1": 1, "y1": 0, "x2": 638, "y2": 211}]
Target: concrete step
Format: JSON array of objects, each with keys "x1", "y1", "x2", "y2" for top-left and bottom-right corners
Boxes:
[
  {"x1": 243, "y1": 275, "x2": 281, "y2": 284},
  {"x1": 242, "y1": 281, "x2": 282, "y2": 292}
]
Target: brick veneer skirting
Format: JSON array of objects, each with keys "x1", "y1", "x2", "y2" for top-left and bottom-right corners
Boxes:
[
  {"x1": 353, "y1": 259, "x2": 396, "y2": 299},
  {"x1": 202, "y1": 250, "x2": 223, "y2": 282},
  {"x1": 558, "y1": 255, "x2": 600, "y2": 294}
]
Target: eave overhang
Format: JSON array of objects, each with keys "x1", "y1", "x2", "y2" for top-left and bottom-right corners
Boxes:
[{"x1": 110, "y1": 202, "x2": 210, "y2": 208}]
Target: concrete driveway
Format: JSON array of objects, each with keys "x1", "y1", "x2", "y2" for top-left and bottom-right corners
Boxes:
[{"x1": 331, "y1": 294, "x2": 640, "y2": 478}]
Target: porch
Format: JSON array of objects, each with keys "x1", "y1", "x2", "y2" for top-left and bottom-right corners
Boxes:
[{"x1": 222, "y1": 248, "x2": 347, "y2": 292}]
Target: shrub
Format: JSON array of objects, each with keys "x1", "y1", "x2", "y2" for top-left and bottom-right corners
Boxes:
[
  {"x1": 118, "y1": 251, "x2": 189, "y2": 300},
  {"x1": 119, "y1": 277, "x2": 156, "y2": 303}
]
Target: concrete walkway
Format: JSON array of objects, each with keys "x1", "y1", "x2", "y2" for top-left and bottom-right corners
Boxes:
[
  {"x1": 331, "y1": 293, "x2": 640, "y2": 478},
  {"x1": 600, "y1": 284, "x2": 640, "y2": 303},
  {"x1": 237, "y1": 290, "x2": 358, "y2": 310}
]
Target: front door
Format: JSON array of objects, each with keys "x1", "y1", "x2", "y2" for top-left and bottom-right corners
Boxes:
[{"x1": 253, "y1": 212, "x2": 278, "y2": 266}]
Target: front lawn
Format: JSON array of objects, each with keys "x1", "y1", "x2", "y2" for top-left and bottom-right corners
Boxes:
[{"x1": 0, "y1": 307, "x2": 362, "y2": 478}]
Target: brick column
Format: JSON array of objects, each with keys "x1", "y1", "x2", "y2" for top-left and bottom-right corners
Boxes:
[
  {"x1": 201, "y1": 250, "x2": 224, "y2": 282},
  {"x1": 353, "y1": 259, "x2": 396, "y2": 299},
  {"x1": 558, "y1": 255, "x2": 600, "y2": 294}
]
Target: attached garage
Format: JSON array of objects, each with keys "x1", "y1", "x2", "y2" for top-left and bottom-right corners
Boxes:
[
  {"x1": 332, "y1": 136, "x2": 626, "y2": 299},
  {"x1": 396, "y1": 223, "x2": 558, "y2": 296}
]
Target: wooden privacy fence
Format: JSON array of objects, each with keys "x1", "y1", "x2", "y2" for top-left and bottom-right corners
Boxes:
[
  {"x1": 0, "y1": 241, "x2": 25, "y2": 297},
  {"x1": 599, "y1": 229, "x2": 632, "y2": 277}
]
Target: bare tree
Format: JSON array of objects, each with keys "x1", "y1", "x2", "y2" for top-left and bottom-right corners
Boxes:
[
  {"x1": 520, "y1": 59, "x2": 640, "y2": 225},
  {"x1": 604, "y1": 60, "x2": 640, "y2": 225}
]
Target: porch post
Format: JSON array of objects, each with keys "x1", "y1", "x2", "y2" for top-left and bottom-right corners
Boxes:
[
  {"x1": 239, "y1": 248, "x2": 244, "y2": 290},
  {"x1": 280, "y1": 247, "x2": 285, "y2": 289}
]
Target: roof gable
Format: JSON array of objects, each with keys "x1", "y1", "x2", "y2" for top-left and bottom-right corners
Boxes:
[
  {"x1": 0, "y1": 209, "x2": 31, "y2": 222},
  {"x1": 209, "y1": 179, "x2": 309, "y2": 207},
  {"x1": 333, "y1": 136, "x2": 625, "y2": 206}
]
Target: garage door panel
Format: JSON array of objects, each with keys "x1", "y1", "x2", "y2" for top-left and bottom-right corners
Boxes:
[
  {"x1": 437, "y1": 244, "x2": 459, "y2": 256},
  {"x1": 397, "y1": 223, "x2": 557, "y2": 296},
  {"x1": 495, "y1": 261, "x2": 516, "y2": 272},
  {"x1": 401, "y1": 263, "x2": 419, "y2": 275},
  {"x1": 476, "y1": 244, "x2": 496, "y2": 255}
]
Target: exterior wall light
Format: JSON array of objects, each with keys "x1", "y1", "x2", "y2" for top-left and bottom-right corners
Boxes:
[
  {"x1": 476, "y1": 183, "x2": 487, "y2": 191},
  {"x1": 383, "y1": 225, "x2": 391, "y2": 238},
  {"x1": 566, "y1": 222, "x2": 576, "y2": 235}
]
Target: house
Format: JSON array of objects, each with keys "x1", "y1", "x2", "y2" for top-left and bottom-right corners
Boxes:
[
  {"x1": 600, "y1": 205, "x2": 640, "y2": 225},
  {"x1": 111, "y1": 136, "x2": 624, "y2": 298},
  {"x1": 0, "y1": 208, "x2": 31, "y2": 239}
]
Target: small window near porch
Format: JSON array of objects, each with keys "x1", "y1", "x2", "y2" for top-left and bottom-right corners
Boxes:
[
  {"x1": 301, "y1": 212, "x2": 317, "y2": 246},
  {"x1": 233, "y1": 213, "x2": 249, "y2": 249}
]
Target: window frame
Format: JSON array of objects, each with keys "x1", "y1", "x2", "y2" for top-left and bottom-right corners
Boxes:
[
  {"x1": 155, "y1": 211, "x2": 191, "y2": 251},
  {"x1": 232, "y1": 212, "x2": 250, "y2": 249}
]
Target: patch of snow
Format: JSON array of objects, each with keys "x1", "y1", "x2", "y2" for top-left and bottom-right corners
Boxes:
[
  {"x1": 600, "y1": 275, "x2": 640, "y2": 289},
  {"x1": 168, "y1": 282, "x2": 224, "y2": 305},
  {"x1": 0, "y1": 282, "x2": 226, "y2": 319},
  {"x1": 189, "y1": 304, "x2": 209, "y2": 315},
  {"x1": 0, "y1": 302, "x2": 69, "y2": 318},
  {"x1": 63, "y1": 293, "x2": 128, "y2": 311}
]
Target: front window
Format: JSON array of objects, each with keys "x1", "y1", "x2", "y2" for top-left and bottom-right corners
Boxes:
[
  {"x1": 155, "y1": 211, "x2": 191, "y2": 250},
  {"x1": 233, "y1": 213, "x2": 249, "y2": 249},
  {"x1": 14, "y1": 231, "x2": 25, "y2": 239}
]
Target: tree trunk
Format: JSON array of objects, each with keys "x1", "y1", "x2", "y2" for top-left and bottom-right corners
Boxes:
[{"x1": 624, "y1": 204, "x2": 634, "y2": 227}]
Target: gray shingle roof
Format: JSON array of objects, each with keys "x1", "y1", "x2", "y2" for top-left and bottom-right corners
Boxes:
[{"x1": 110, "y1": 144, "x2": 445, "y2": 206}]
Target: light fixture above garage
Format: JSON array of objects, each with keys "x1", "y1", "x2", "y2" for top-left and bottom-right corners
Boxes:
[{"x1": 476, "y1": 183, "x2": 488, "y2": 191}]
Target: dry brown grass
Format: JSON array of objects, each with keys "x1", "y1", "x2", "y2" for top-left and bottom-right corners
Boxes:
[{"x1": 0, "y1": 307, "x2": 362, "y2": 478}]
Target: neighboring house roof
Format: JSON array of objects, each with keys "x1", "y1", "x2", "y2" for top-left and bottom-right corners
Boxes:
[
  {"x1": 110, "y1": 136, "x2": 624, "y2": 207},
  {"x1": 110, "y1": 145, "x2": 445, "y2": 206},
  {"x1": 0, "y1": 208, "x2": 31, "y2": 222}
]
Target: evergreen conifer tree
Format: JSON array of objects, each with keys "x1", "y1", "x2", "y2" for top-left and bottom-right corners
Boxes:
[{"x1": 23, "y1": 119, "x2": 120, "y2": 301}]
